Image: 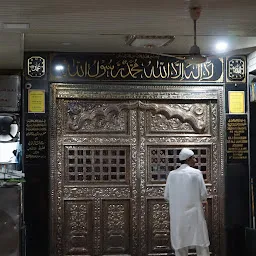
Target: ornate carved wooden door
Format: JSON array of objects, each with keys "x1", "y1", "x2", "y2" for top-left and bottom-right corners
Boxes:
[{"x1": 50, "y1": 85, "x2": 225, "y2": 256}]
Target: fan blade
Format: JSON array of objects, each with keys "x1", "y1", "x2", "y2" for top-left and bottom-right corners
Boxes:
[
  {"x1": 135, "y1": 50, "x2": 185, "y2": 60},
  {"x1": 224, "y1": 46, "x2": 256, "y2": 56},
  {"x1": 185, "y1": 55, "x2": 208, "y2": 65},
  {"x1": 207, "y1": 46, "x2": 256, "y2": 58},
  {"x1": 0, "y1": 134, "x2": 12, "y2": 142},
  {"x1": 9, "y1": 124, "x2": 19, "y2": 138}
]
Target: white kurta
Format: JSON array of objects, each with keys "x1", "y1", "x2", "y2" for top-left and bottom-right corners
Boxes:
[{"x1": 164, "y1": 164, "x2": 210, "y2": 250}]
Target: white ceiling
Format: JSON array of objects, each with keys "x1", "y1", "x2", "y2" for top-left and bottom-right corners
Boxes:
[{"x1": 1, "y1": 0, "x2": 256, "y2": 69}]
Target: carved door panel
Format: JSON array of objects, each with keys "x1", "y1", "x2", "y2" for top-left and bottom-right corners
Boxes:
[
  {"x1": 138, "y1": 101, "x2": 219, "y2": 256},
  {"x1": 50, "y1": 86, "x2": 224, "y2": 256},
  {"x1": 54, "y1": 100, "x2": 140, "y2": 256}
]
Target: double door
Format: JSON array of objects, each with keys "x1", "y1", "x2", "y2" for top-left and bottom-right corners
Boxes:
[{"x1": 50, "y1": 85, "x2": 224, "y2": 256}]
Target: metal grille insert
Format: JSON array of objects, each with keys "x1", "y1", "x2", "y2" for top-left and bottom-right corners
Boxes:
[
  {"x1": 66, "y1": 147, "x2": 129, "y2": 183},
  {"x1": 149, "y1": 147, "x2": 209, "y2": 183}
]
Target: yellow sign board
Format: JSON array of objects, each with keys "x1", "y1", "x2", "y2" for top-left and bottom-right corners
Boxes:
[
  {"x1": 228, "y1": 91, "x2": 245, "y2": 114},
  {"x1": 28, "y1": 90, "x2": 45, "y2": 113}
]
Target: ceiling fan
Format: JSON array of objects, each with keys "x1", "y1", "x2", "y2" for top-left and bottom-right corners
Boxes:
[
  {"x1": 183, "y1": 6, "x2": 206, "y2": 64},
  {"x1": 136, "y1": 5, "x2": 256, "y2": 64}
]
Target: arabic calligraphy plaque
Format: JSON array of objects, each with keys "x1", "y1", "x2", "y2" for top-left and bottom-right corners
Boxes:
[
  {"x1": 226, "y1": 56, "x2": 246, "y2": 83},
  {"x1": 27, "y1": 56, "x2": 46, "y2": 78},
  {"x1": 50, "y1": 53, "x2": 224, "y2": 83},
  {"x1": 24, "y1": 117, "x2": 48, "y2": 163}
]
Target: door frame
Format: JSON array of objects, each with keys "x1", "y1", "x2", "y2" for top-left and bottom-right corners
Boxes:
[{"x1": 49, "y1": 83, "x2": 225, "y2": 256}]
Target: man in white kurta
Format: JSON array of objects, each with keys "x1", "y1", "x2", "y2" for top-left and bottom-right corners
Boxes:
[{"x1": 164, "y1": 148, "x2": 210, "y2": 256}]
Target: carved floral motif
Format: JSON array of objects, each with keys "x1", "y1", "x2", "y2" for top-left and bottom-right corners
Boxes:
[
  {"x1": 149, "y1": 103, "x2": 209, "y2": 133},
  {"x1": 65, "y1": 101, "x2": 208, "y2": 134},
  {"x1": 66, "y1": 101, "x2": 127, "y2": 133}
]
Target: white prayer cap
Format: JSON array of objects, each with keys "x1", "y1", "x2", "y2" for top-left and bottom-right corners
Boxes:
[{"x1": 179, "y1": 148, "x2": 194, "y2": 161}]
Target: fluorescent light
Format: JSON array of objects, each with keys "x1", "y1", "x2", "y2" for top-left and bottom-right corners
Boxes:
[
  {"x1": 55, "y1": 65, "x2": 64, "y2": 71},
  {"x1": 61, "y1": 42, "x2": 71, "y2": 46},
  {"x1": 215, "y1": 42, "x2": 228, "y2": 52},
  {"x1": 3, "y1": 23, "x2": 30, "y2": 30},
  {"x1": 126, "y1": 35, "x2": 175, "y2": 48}
]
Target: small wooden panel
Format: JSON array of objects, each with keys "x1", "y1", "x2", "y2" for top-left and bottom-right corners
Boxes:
[
  {"x1": 63, "y1": 200, "x2": 94, "y2": 255},
  {"x1": 101, "y1": 199, "x2": 131, "y2": 255},
  {"x1": 147, "y1": 199, "x2": 172, "y2": 254}
]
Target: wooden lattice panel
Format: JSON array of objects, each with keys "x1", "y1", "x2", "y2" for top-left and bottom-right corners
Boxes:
[
  {"x1": 65, "y1": 146, "x2": 129, "y2": 184},
  {"x1": 148, "y1": 147, "x2": 210, "y2": 183}
]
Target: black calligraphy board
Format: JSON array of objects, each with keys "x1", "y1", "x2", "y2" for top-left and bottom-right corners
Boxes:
[
  {"x1": 24, "y1": 117, "x2": 48, "y2": 163},
  {"x1": 50, "y1": 53, "x2": 224, "y2": 83},
  {"x1": 227, "y1": 115, "x2": 248, "y2": 163}
]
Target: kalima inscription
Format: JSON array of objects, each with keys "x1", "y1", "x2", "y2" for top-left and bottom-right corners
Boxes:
[{"x1": 25, "y1": 118, "x2": 47, "y2": 161}]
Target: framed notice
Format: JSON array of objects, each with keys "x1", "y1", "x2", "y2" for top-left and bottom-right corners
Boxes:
[
  {"x1": 28, "y1": 89, "x2": 45, "y2": 113},
  {"x1": 228, "y1": 91, "x2": 245, "y2": 114},
  {"x1": 226, "y1": 115, "x2": 248, "y2": 163},
  {"x1": 0, "y1": 75, "x2": 20, "y2": 112}
]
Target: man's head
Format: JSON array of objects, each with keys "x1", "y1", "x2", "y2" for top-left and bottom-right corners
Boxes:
[{"x1": 179, "y1": 148, "x2": 197, "y2": 167}]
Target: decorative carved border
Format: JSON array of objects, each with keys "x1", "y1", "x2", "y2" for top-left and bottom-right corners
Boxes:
[
  {"x1": 217, "y1": 88, "x2": 225, "y2": 256},
  {"x1": 49, "y1": 84, "x2": 58, "y2": 255},
  {"x1": 54, "y1": 83, "x2": 220, "y2": 100},
  {"x1": 50, "y1": 83, "x2": 225, "y2": 256}
]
